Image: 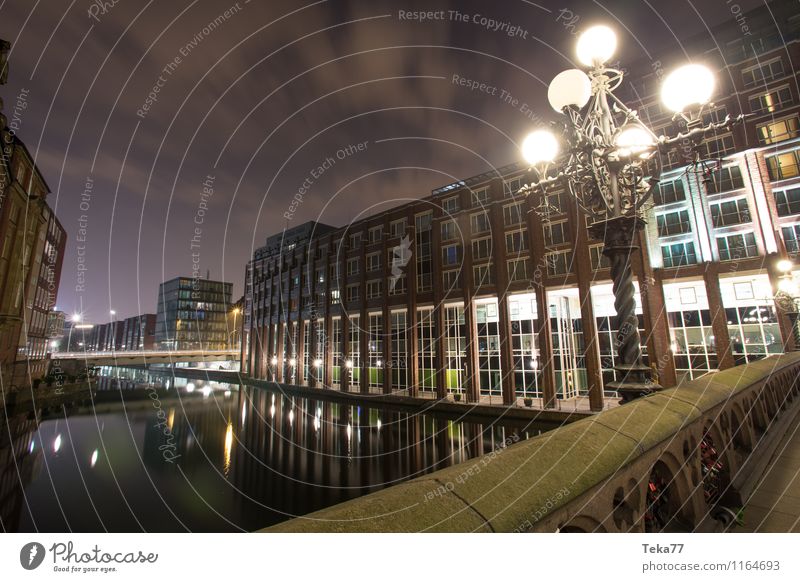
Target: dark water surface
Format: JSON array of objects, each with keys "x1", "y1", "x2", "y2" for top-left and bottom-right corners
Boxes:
[{"x1": 1, "y1": 367, "x2": 552, "y2": 532}]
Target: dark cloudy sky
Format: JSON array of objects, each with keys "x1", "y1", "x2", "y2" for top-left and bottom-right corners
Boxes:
[{"x1": 0, "y1": 0, "x2": 768, "y2": 321}]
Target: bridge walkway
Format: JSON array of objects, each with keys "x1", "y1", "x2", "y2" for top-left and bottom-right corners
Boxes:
[{"x1": 733, "y1": 412, "x2": 800, "y2": 533}]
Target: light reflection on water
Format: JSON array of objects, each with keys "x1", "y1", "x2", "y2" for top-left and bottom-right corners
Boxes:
[{"x1": 1, "y1": 367, "x2": 550, "y2": 532}]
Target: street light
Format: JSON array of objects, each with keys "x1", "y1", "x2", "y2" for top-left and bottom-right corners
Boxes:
[
  {"x1": 230, "y1": 307, "x2": 241, "y2": 352},
  {"x1": 109, "y1": 310, "x2": 116, "y2": 352},
  {"x1": 519, "y1": 24, "x2": 745, "y2": 403}
]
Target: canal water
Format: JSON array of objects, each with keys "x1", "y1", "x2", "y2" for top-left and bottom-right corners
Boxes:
[{"x1": 1, "y1": 367, "x2": 553, "y2": 532}]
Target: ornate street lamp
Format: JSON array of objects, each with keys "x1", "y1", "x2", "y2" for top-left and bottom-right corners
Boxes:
[
  {"x1": 774, "y1": 259, "x2": 800, "y2": 351},
  {"x1": 520, "y1": 25, "x2": 745, "y2": 403}
]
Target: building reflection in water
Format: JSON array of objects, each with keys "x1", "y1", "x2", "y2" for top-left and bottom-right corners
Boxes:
[{"x1": 1, "y1": 368, "x2": 547, "y2": 532}]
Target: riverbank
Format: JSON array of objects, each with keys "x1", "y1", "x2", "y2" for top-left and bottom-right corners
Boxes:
[
  {"x1": 145, "y1": 365, "x2": 591, "y2": 428},
  {"x1": 1, "y1": 380, "x2": 94, "y2": 416}
]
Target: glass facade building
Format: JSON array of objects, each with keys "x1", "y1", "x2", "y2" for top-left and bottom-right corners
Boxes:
[{"x1": 156, "y1": 277, "x2": 233, "y2": 351}]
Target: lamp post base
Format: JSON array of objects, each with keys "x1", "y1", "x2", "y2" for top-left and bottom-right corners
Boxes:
[{"x1": 607, "y1": 363, "x2": 662, "y2": 404}]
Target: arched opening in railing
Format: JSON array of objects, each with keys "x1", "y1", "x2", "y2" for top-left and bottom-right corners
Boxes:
[
  {"x1": 643, "y1": 459, "x2": 691, "y2": 532},
  {"x1": 612, "y1": 482, "x2": 639, "y2": 530},
  {"x1": 700, "y1": 421, "x2": 742, "y2": 521}
]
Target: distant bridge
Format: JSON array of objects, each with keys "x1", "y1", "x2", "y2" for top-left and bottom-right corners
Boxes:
[{"x1": 50, "y1": 350, "x2": 239, "y2": 374}]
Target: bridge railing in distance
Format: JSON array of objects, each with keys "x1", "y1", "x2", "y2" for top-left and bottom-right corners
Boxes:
[
  {"x1": 264, "y1": 352, "x2": 800, "y2": 533},
  {"x1": 53, "y1": 350, "x2": 238, "y2": 358}
]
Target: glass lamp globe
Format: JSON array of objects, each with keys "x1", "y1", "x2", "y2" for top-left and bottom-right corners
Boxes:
[
  {"x1": 576, "y1": 25, "x2": 617, "y2": 67},
  {"x1": 615, "y1": 125, "x2": 655, "y2": 156},
  {"x1": 548, "y1": 69, "x2": 592, "y2": 112},
  {"x1": 777, "y1": 259, "x2": 793, "y2": 273},
  {"x1": 661, "y1": 64, "x2": 715, "y2": 112},
  {"x1": 522, "y1": 130, "x2": 559, "y2": 165}
]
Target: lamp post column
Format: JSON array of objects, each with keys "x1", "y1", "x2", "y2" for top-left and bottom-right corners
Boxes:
[{"x1": 589, "y1": 216, "x2": 659, "y2": 403}]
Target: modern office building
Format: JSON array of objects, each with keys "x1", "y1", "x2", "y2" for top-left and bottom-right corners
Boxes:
[
  {"x1": 120, "y1": 313, "x2": 156, "y2": 351},
  {"x1": 155, "y1": 277, "x2": 233, "y2": 351},
  {"x1": 243, "y1": 5, "x2": 800, "y2": 411},
  {"x1": 84, "y1": 314, "x2": 155, "y2": 352}
]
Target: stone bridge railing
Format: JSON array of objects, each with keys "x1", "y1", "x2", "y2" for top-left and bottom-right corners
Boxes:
[{"x1": 266, "y1": 353, "x2": 800, "y2": 533}]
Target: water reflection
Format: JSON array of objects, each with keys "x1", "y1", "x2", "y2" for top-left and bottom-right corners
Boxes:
[{"x1": 1, "y1": 367, "x2": 549, "y2": 532}]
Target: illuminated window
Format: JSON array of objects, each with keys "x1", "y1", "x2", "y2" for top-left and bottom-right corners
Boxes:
[
  {"x1": 757, "y1": 116, "x2": 800, "y2": 145},
  {"x1": 766, "y1": 149, "x2": 800, "y2": 180},
  {"x1": 475, "y1": 300, "x2": 502, "y2": 398},
  {"x1": 444, "y1": 305, "x2": 466, "y2": 394},
  {"x1": 749, "y1": 85, "x2": 793, "y2": 115},
  {"x1": 314, "y1": 320, "x2": 325, "y2": 384},
  {"x1": 417, "y1": 308, "x2": 436, "y2": 392},
  {"x1": 348, "y1": 315, "x2": 360, "y2": 386},
  {"x1": 390, "y1": 311, "x2": 408, "y2": 391},
  {"x1": 509, "y1": 296, "x2": 540, "y2": 398},
  {"x1": 302, "y1": 320, "x2": 310, "y2": 385},
  {"x1": 368, "y1": 313, "x2": 383, "y2": 390}
]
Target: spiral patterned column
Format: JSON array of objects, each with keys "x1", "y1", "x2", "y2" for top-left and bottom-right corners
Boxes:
[{"x1": 590, "y1": 216, "x2": 659, "y2": 403}]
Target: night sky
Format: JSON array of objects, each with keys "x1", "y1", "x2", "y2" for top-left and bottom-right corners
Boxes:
[{"x1": 0, "y1": 0, "x2": 765, "y2": 322}]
